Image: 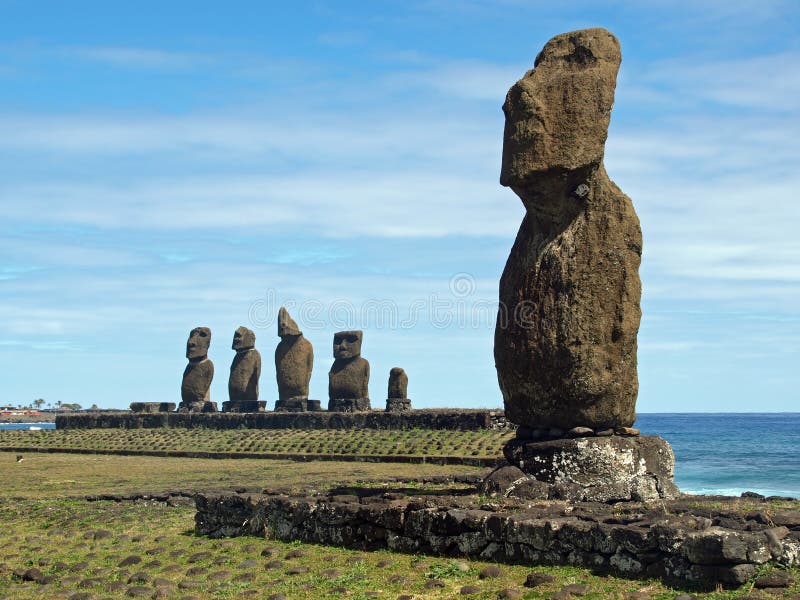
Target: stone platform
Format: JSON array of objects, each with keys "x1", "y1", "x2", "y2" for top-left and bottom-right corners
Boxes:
[
  {"x1": 494, "y1": 435, "x2": 679, "y2": 503},
  {"x1": 55, "y1": 409, "x2": 511, "y2": 431},
  {"x1": 195, "y1": 488, "x2": 800, "y2": 589}
]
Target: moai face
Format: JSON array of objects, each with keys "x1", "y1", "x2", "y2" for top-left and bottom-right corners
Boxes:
[
  {"x1": 186, "y1": 327, "x2": 211, "y2": 360},
  {"x1": 232, "y1": 326, "x2": 255, "y2": 351},
  {"x1": 277, "y1": 307, "x2": 301, "y2": 338},
  {"x1": 333, "y1": 330, "x2": 362, "y2": 360},
  {"x1": 499, "y1": 29, "x2": 620, "y2": 188}
]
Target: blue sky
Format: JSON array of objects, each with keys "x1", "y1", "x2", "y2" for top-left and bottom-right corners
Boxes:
[{"x1": 0, "y1": 1, "x2": 798, "y2": 412}]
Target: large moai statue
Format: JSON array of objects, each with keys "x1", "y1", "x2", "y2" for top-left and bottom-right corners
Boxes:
[
  {"x1": 490, "y1": 29, "x2": 678, "y2": 502},
  {"x1": 328, "y1": 330, "x2": 371, "y2": 412},
  {"x1": 179, "y1": 327, "x2": 217, "y2": 413},
  {"x1": 222, "y1": 326, "x2": 265, "y2": 413},
  {"x1": 385, "y1": 367, "x2": 411, "y2": 412},
  {"x1": 274, "y1": 307, "x2": 318, "y2": 412}
]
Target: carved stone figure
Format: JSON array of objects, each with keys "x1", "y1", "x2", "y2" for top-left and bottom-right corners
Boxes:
[
  {"x1": 328, "y1": 330, "x2": 370, "y2": 412},
  {"x1": 179, "y1": 327, "x2": 217, "y2": 412},
  {"x1": 274, "y1": 307, "x2": 316, "y2": 412},
  {"x1": 385, "y1": 367, "x2": 411, "y2": 412},
  {"x1": 495, "y1": 28, "x2": 641, "y2": 431},
  {"x1": 223, "y1": 326, "x2": 264, "y2": 413},
  {"x1": 486, "y1": 29, "x2": 678, "y2": 503}
]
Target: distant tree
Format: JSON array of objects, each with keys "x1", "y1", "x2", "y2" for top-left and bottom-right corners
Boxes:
[
  {"x1": 55, "y1": 400, "x2": 62, "y2": 410},
  {"x1": 90, "y1": 404, "x2": 99, "y2": 411},
  {"x1": 32, "y1": 399, "x2": 45, "y2": 410}
]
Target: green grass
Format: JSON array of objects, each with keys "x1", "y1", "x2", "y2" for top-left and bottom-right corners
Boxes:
[
  {"x1": 0, "y1": 427, "x2": 513, "y2": 460},
  {"x1": 1, "y1": 450, "x2": 798, "y2": 599}
]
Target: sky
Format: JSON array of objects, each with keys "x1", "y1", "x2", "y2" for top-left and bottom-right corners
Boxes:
[{"x1": 0, "y1": 0, "x2": 798, "y2": 413}]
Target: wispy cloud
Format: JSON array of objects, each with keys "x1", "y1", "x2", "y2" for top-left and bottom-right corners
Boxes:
[{"x1": 62, "y1": 46, "x2": 212, "y2": 70}]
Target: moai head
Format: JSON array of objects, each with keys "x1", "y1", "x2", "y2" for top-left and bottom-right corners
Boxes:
[
  {"x1": 500, "y1": 28, "x2": 621, "y2": 191},
  {"x1": 277, "y1": 307, "x2": 301, "y2": 338},
  {"x1": 333, "y1": 330, "x2": 362, "y2": 360},
  {"x1": 232, "y1": 326, "x2": 256, "y2": 352},
  {"x1": 186, "y1": 327, "x2": 211, "y2": 361}
]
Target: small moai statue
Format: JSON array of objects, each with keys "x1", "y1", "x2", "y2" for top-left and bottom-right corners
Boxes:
[
  {"x1": 222, "y1": 326, "x2": 265, "y2": 413},
  {"x1": 385, "y1": 367, "x2": 411, "y2": 412},
  {"x1": 328, "y1": 330, "x2": 370, "y2": 412},
  {"x1": 178, "y1": 327, "x2": 217, "y2": 412},
  {"x1": 274, "y1": 307, "x2": 317, "y2": 412}
]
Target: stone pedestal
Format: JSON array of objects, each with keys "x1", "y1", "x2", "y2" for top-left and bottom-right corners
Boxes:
[
  {"x1": 222, "y1": 401, "x2": 266, "y2": 413},
  {"x1": 130, "y1": 402, "x2": 176, "y2": 413},
  {"x1": 385, "y1": 398, "x2": 411, "y2": 412},
  {"x1": 274, "y1": 397, "x2": 308, "y2": 412},
  {"x1": 306, "y1": 399, "x2": 322, "y2": 412},
  {"x1": 177, "y1": 401, "x2": 217, "y2": 413},
  {"x1": 495, "y1": 435, "x2": 679, "y2": 503},
  {"x1": 328, "y1": 398, "x2": 371, "y2": 412}
]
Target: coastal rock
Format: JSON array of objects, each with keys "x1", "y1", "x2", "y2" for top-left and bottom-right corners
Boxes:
[
  {"x1": 494, "y1": 28, "x2": 641, "y2": 430},
  {"x1": 179, "y1": 327, "x2": 215, "y2": 412},
  {"x1": 274, "y1": 308, "x2": 314, "y2": 412},
  {"x1": 328, "y1": 330, "x2": 370, "y2": 412}
]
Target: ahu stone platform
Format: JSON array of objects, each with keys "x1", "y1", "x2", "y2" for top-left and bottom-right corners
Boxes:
[
  {"x1": 55, "y1": 409, "x2": 511, "y2": 431},
  {"x1": 195, "y1": 489, "x2": 800, "y2": 590}
]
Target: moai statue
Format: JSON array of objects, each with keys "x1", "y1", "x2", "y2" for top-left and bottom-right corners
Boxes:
[
  {"x1": 222, "y1": 326, "x2": 264, "y2": 413},
  {"x1": 179, "y1": 327, "x2": 217, "y2": 412},
  {"x1": 385, "y1": 367, "x2": 411, "y2": 412},
  {"x1": 488, "y1": 29, "x2": 679, "y2": 503},
  {"x1": 495, "y1": 27, "x2": 641, "y2": 433},
  {"x1": 328, "y1": 330, "x2": 370, "y2": 412},
  {"x1": 274, "y1": 307, "x2": 317, "y2": 412}
]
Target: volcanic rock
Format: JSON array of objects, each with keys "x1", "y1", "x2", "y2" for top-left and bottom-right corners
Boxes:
[{"x1": 494, "y1": 28, "x2": 641, "y2": 430}]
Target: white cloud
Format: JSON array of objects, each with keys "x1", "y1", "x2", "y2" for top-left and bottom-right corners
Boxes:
[{"x1": 63, "y1": 46, "x2": 212, "y2": 70}]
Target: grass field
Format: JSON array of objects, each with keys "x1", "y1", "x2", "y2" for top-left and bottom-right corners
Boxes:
[
  {"x1": 0, "y1": 428, "x2": 513, "y2": 462},
  {"x1": 1, "y1": 441, "x2": 799, "y2": 599}
]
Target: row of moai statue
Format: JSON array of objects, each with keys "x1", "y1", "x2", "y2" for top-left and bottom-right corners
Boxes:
[{"x1": 175, "y1": 307, "x2": 410, "y2": 414}]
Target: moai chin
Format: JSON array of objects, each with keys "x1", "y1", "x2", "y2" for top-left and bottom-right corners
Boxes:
[
  {"x1": 328, "y1": 330, "x2": 370, "y2": 412},
  {"x1": 495, "y1": 27, "x2": 641, "y2": 432},
  {"x1": 223, "y1": 326, "x2": 264, "y2": 413},
  {"x1": 179, "y1": 327, "x2": 217, "y2": 413},
  {"x1": 274, "y1": 307, "x2": 317, "y2": 412},
  {"x1": 385, "y1": 367, "x2": 411, "y2": 412}
]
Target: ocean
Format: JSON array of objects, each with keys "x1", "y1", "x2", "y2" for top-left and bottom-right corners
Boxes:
[
  {"x1": 635, "y1": 413, "x2": 800, "y2": 498},
  {"x1": 1, "y1": 414, "x2": 798, "y2": 498}
]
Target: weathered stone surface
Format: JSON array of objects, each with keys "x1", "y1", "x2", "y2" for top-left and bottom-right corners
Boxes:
[
  {"x1": 494, "y1": 28, "x2": 641, "y2": 430},
  {"x1": 179, "y1": 327, "x2": 215, "y2": 412},
  {"x1": 385, "y1": 398, "x2": 412, "y2": 412},
  {"x1": 275, "y1": 307, "x2": 314, "y2": 412},
  {"x1": 328, "y1": 330, "x2": 370, "y2": 412},
  {"x1": 503, "y1": 435, "x2": 679, "y2": 502},
  {"x1": 387, "y1": 368, "x2": 408, "y2": 399},
  {"x1": 130, "y1": 403, "x2": 175, "y2": 413},
  {"x1": 226, "y1": 326, "x2": 261, "y2": 411},
  {"x1": 386, "y1": 367, "x2": 411, "y2": 412},
  {"x1": 195, "y1": 491, "x2": 800, "y2": 590},
  {"x1": 57, "y1": 408, "x2": 512, "y2": 431}
]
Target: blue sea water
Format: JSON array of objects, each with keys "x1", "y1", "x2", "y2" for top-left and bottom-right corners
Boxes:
[
  {"x1": 635, "y1": 413, "x2": 800, "y2": 498},
  {"x1": 0, "y1": 422, "x2": 56, "y2": 430},
  {"x1": 2, "y1": 414, "x2": 798, "y2": 497}
]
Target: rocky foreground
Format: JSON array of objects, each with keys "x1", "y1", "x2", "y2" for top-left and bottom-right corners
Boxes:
[{"x1": 197, "y1": 484, "x2": 800, "y2": 592}]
